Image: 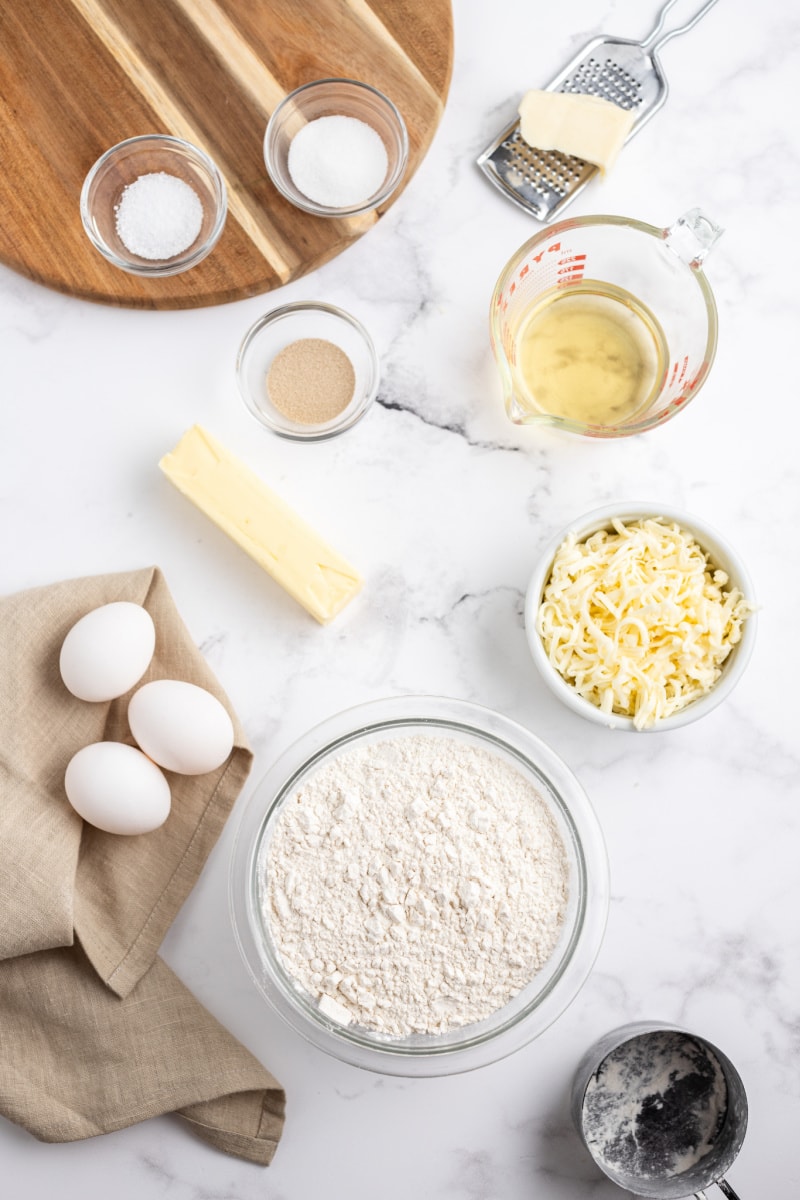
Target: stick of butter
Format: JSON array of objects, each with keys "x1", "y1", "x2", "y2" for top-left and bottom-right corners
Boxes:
[
  {"x1": 159, "y1": 425, "x2": 363, "y2": 624},
  {"x1": 518, "y1": 90, "x2": 636, "y2": 174}
]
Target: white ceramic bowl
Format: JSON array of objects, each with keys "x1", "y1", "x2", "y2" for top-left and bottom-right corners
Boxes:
[
  {"x1": 229, "y1": 696, "x2": 609, "y2": 1076},
  {"x1": 524, "y1": 503, "x2": 757, "y2": 732}
]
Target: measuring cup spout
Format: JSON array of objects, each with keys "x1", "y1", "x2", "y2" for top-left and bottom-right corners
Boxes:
[
  {"x1": 489, "y1": 313, "x2": 550, "y2": 427},
  {"x1": 665, "y1": 207, "x2": 723, "y2": 268},
  {"x1": 504, "y1": 385, "x2": 546, "y2": 426}
]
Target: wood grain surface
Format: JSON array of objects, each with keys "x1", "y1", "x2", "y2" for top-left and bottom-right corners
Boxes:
[{"x1": 0, "y1": 0, "x2": 453, "y2": 309}]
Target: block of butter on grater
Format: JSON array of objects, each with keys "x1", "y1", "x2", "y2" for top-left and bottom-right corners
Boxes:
[
  {"x1": 159, "y1": 425, "x2": 363, "y2": 624},
  {"x1": 518, "y1": 90, "x2": 635, "y2": 175}
]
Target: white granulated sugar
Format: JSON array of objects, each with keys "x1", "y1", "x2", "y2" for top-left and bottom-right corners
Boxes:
[
  {"x1": 261, "y1": 734, "x2": 570, "y2": 1037},
  {"x1": 287, "y1": 115, "x2": 388, "y2": 208},
  {"x1": 114, "y1": 172, "x2": 203, "y2": 260}
]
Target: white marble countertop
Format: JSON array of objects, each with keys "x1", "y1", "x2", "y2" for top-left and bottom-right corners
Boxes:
[{"x1": 3, "y1": 0, "x2": 798, "y2": 1195}]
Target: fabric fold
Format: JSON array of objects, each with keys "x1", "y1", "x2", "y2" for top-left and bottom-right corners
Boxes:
[
  {"x1": 0, "y1": 944, "x2": 284, "y2": 1164},
  {"x1": 0, "y1": 568, "x2": 285, "y2": 1163}
]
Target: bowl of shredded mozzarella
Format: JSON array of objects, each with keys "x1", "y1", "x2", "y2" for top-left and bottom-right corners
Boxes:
[{"x1": 525, "y1": 504, "x2": 757, "y2": 731}]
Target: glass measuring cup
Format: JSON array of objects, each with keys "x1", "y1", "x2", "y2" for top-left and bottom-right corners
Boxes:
[
  {"x1": 489, "y1": 209, "x2": 722, "y2": 438},
  {"x1": 571, "y1": 1022, "x2": 748, "y2": 1198}
]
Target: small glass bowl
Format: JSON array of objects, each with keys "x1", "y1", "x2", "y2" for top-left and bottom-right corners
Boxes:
[
  {"x1": 229, "y1": 696, "x2": 609, "y2": 1077},
  {"x1": 264, "y1": 78, "x2": 409, "y2": 217},
  {"x1": 236, "y1": 301, "x2": 379, "y2": 440},
  {"x1": 80, "y1": 134, "x2": 227, "y2": 276},
  {"x1": 524, "y1": 503, "x2": 757, "y2": 732}
]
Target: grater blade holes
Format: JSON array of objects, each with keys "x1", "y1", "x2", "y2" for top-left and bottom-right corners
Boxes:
[
  {"x1": 503, "y1": 134, "x2": 588, "y2": 197},
  {"x1": 559, "y1": 58, "x2": 643, "y2": 109}
]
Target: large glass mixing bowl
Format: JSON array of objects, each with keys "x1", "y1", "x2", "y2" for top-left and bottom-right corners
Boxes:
[{"x1": 229, "y1": 696, "x2": 609, "y2": 1076}]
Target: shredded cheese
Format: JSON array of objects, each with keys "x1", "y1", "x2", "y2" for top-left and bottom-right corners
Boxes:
[{"x1": 536, "y1": 518, "x2": 753, "y2": 729}]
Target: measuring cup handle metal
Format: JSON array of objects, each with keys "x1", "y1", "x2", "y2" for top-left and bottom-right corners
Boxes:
[
  {"x1": 641, "y1": 0, "x2": 721, "y2": 53},
  {"x1": 715, "y1": 1179, "x2": 744, "y2": 1199},
  {"x1": 694, "y1": 1180, "x2": 744, "y2": 1200}
]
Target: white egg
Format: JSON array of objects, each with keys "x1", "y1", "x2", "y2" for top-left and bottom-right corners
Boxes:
[
  {"x1": 64, "y1": 742, "x2": 171, "y2": 835},
  {"x1": 60, "y1": 601, "x2": 156, "y2": 702},
  {"x1": 128, "y1": 679, "x2": 235, "y2": 775}
]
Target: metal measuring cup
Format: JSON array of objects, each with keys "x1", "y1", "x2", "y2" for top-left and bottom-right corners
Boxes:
[{"x1": 571, "y1": 1022, "x2": 748, "y2": 1199}]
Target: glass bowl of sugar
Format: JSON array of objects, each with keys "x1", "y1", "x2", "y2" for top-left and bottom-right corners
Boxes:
[
  {"x1": 264, "y1": 78, "x2": 409, "y2": 217},
  {"x1": 80, "y1": 134, "x2": 227, "y2": 276},
  {"x1": 229, "y1": 696, "x2": 610, "y2": 1077},
  {"x1": 236, "y1": 301, "x2": 380, "y2": 440}
]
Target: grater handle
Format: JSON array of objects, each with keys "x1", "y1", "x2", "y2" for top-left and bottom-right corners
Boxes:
[{"x1": 641, "y1": 0, "x2": 721, "y2": 53}]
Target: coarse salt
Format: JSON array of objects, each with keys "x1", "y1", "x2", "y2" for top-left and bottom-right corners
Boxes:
[
  {"x1": 287, "y1": 115, "x2": 388, "y2": 209},
  {"x1": 114, "y1": 172, "x2": 203, "y2": 260}
]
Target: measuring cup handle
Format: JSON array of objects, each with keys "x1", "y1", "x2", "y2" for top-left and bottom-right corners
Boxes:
[
  {"x1": 641, "y1": 0, "x2": 721, "y2": 52},
  {"x1": 714, "y1": 1179, "x2": 744, "y2": 1199},
  {"x1": 665, "y1": 207, "x2": 724, "y2": 267},
  {"x1": 693, "y1": 1182, "x2": 743, "y2": 1200}
]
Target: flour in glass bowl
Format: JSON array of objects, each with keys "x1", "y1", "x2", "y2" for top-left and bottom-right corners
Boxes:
[{"x1": 259, "y1": 734, "x2": 570, "y2": 1037}]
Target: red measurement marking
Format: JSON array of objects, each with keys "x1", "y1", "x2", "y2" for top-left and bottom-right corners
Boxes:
[
  {"x1": 687, "y1": 364, "x2": 708, "y2": 391},
  {"x1": 502, "y1": 326, "x2": 516, "y2": 366},
  {"x1": 556, "y1": 266, "x2": 585, "y2": 286},
  {"x1": 532, "y1": 242, "x2": 562, "y2": 265}
]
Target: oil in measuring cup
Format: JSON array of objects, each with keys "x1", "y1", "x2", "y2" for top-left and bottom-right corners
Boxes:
[
  {"x1": 489, "y1": 210, "x2": 722, "y2": 438},
  {"x1": 512, "y1": 279, "x2": 667, "y2": 426}
]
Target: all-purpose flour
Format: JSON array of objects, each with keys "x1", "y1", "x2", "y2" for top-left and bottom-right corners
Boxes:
[{"x1": 260, "y1": 734, "x2": 570, "y2": 1037}]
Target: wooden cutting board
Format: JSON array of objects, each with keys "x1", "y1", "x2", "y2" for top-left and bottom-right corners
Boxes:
[{"x1": 0, "y1": 0, "x2": 452, "y2": 309}]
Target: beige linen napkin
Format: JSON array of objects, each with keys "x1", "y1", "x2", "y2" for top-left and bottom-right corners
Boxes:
[{"x1": 0, "y1": 567, "x2": 284, "y2": 1163}]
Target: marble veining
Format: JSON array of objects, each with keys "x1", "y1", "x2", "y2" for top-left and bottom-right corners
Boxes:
[{"x1": 2, "y1": 0, "x2": 799, "y2": 1196}]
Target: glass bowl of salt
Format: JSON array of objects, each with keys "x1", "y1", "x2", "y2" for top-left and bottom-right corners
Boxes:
[
  {"x1": 263, "y1": 78, "x2": 409, "y2": 217},
  {"x1": 80, "y1": 134, "x2": 227, "y2": 276}
]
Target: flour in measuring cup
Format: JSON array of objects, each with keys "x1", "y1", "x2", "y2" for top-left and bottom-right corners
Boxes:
[
  {"x1": 582, "y1": 1030, "x2": 729, "y2": 1181},
  {"x1": 260, "y1": 734, "x2": 570, "y2": 1036}
]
